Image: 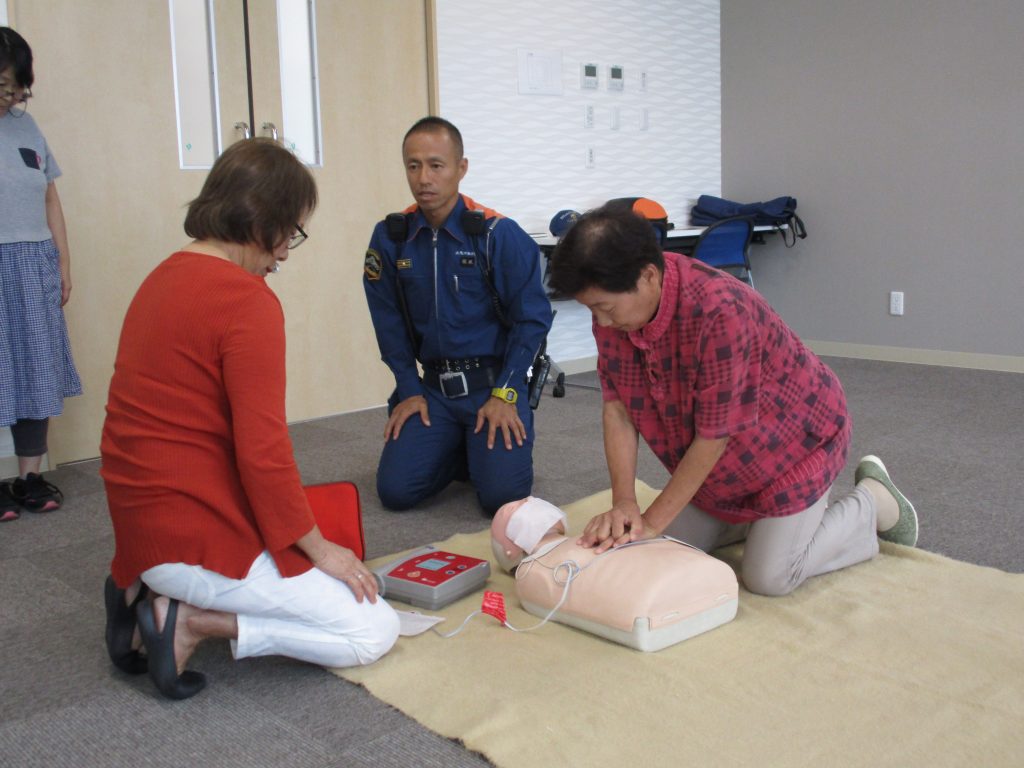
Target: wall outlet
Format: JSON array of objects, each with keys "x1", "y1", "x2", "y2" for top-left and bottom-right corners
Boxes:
[
  {"x1": 889, "y1": 291, "x2": 904, "y2": 316},
  {"x1": 585, "y1": 147, "x2": 595, "y2": 168}
]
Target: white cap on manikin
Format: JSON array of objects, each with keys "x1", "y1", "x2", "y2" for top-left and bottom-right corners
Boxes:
[{"x1": 490, "y1": 496, "x2": 567, "y2": 572}]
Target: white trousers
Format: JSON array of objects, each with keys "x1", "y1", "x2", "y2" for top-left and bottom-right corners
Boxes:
[
  {"x1": 142, "y1": 552, "x2": 400, "y2": 668},
  {"x1": 663, "y1": 484, "x2": 880, "y2": 596}
]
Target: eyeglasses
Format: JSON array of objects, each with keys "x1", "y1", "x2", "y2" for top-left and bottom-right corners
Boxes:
[
  {"x1": 1, "y1": 85, "x2": 31, "y2": 117},
  {"x1": 287, "y1": 224, "x2": 308, "y2": 250}
]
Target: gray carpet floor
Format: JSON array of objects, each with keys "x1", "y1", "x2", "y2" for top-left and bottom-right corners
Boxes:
[{"x1": 1, "y1": 359, "x2": 1021, "y2": 767}]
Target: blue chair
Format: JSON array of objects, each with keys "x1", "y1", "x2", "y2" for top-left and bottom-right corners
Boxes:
[{"x1": 690, "y1": 216, "x2": 755, "y2": 287}]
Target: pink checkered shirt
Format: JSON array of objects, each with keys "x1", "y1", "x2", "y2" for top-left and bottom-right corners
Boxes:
[{"x1": 596, "y1": 253, "x2": 851, "y2": 523}]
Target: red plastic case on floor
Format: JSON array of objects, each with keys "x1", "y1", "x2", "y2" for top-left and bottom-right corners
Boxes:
[{"x1": 304, "y1": 481, "x2": 365, "y2": 560}]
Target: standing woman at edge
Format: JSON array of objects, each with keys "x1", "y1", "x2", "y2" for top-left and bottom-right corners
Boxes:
[{"x1": 0, "y1": 27, "x2": 81, "y2": 522}]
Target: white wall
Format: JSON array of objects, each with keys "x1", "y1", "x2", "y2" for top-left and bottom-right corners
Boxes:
[{"x1": 434, "y1": 0, "x2": 721, "y2": 233}]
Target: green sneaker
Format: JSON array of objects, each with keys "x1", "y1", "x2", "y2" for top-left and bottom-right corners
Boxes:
[{"x1": 856, "y1": 455, "x2": 918, "y2": 547}]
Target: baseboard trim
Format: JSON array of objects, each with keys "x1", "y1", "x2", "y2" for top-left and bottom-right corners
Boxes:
[
  {"x1": 557, "y1": 346, "x2": 1024, "y2": 376},
  {"x1": 556, "y1": 355, "x2": 598, "y2": 376},
  {"x1": 806, "y1": 341, "x2": 1024, "y2": 373}
]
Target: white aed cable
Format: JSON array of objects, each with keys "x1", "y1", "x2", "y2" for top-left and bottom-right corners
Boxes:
[
  {"x1": 430, "y1": 562, "x2": 579, "y2": 638},
  {"x1": 502, "y1": 558, "x2": 580, "y2": 632}
]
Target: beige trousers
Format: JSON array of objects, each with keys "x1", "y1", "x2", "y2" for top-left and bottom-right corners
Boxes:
[{"x1": 662, "y1": 484, "x2": 880, "y2": 596}]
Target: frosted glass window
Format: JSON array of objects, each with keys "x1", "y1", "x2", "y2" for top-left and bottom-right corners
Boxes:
[
  {"x1": 169, "y1": 0, "x2": 221, "y2": 169},
  {"x1": 276, "y1": 0, "x2": 322, "y2": 166}
]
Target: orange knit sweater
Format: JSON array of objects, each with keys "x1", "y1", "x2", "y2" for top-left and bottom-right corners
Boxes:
[{"x1": 101, "y1": 252, "x2": 316, "y2": 587}]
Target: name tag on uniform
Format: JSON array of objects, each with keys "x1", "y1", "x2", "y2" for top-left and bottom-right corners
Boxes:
[{"x1": 397, "y1": 259, "x2": 412, "y2": 269}]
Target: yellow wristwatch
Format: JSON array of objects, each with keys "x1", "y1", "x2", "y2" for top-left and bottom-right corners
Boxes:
[{"x1": 491, "y1": 387, "x2": 518, "y2": 404}]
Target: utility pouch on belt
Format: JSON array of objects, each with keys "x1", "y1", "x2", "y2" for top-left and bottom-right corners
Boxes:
[{"x1": 528, "y1": 353, "x2": 552, "y2": 409}]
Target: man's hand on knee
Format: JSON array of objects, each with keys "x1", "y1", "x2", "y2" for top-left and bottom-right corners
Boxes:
[
  {"x1": 474, "y1": 398, "x2": 525, "y2": 450},
  {"x1": 384, "y1": 395, "x2": 430, "y2": 440}
]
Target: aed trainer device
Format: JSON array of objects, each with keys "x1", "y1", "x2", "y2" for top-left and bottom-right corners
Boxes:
[{"x1": 374, "y1": 546, "x2": 491, "y2": 610}]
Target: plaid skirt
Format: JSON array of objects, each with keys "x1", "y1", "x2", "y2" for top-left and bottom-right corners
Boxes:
[{"x1": 0, "y1": 239, "x2": 82, "y2": 426}]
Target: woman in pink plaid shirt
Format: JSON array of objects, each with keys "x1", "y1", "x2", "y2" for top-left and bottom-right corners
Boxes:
[{"x1": 547, "y1": 204, "x2": 918, "y2": 596}]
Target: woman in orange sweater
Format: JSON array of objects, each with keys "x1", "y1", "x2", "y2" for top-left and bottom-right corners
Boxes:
[{"x1": 101, "y1": 139, "x2": 398, "y2": 700}]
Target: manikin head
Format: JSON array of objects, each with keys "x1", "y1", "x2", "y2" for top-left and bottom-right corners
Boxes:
[{"x1": 491, "y1": 497, "x2": 568, "y2": 573}]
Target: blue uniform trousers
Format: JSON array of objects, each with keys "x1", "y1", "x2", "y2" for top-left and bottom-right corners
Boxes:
[{"x1": 376, "y1": 385, "x2": 534, "y2": 517}]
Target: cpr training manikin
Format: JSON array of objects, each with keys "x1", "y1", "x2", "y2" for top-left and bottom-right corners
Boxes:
[{"x1": 490, "y1": 497, "x2": 739, "y2": 652}]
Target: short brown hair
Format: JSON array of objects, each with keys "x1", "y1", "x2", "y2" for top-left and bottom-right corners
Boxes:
[{"x1": 184, "y1": 138, "x2": 318, "y2": 253}]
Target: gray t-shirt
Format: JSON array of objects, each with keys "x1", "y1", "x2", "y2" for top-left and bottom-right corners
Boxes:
[{"x1": 0, "y1": 111, "x2": 62, "y2": 244}]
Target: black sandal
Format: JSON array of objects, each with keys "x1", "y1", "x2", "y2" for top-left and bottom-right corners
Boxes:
[
  {"x1": 136, "y1": 598, "x2": 207, "y2": 700},
  {"x1": 104, "y1": 576, "x2": 149, "y2": 675}
]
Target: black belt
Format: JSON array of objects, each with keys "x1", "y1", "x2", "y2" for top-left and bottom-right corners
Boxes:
[
  {"x1": 424, "y1": 357, "x2": 500, "y2": 373},
  {"x1": 422, "y1": 358, "x2": 499, "y2": 399}
]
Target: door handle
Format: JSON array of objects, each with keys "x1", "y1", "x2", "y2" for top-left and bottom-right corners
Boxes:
[
  {"x1": 234, "y1": 121, "x2": 251, "y2": 139},
  {"x1": 261, "y1": 122, "x2": 278, "y2": 141}
]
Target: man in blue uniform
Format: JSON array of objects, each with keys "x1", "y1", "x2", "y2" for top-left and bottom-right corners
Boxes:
[{"x1": 363, "y1": 117, "x2": 553, "y2": 516}]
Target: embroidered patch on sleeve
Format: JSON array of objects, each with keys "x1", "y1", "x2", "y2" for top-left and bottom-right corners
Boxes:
[{"x1": 364, "y1": 248, "x2": 382, "y2": 281}]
